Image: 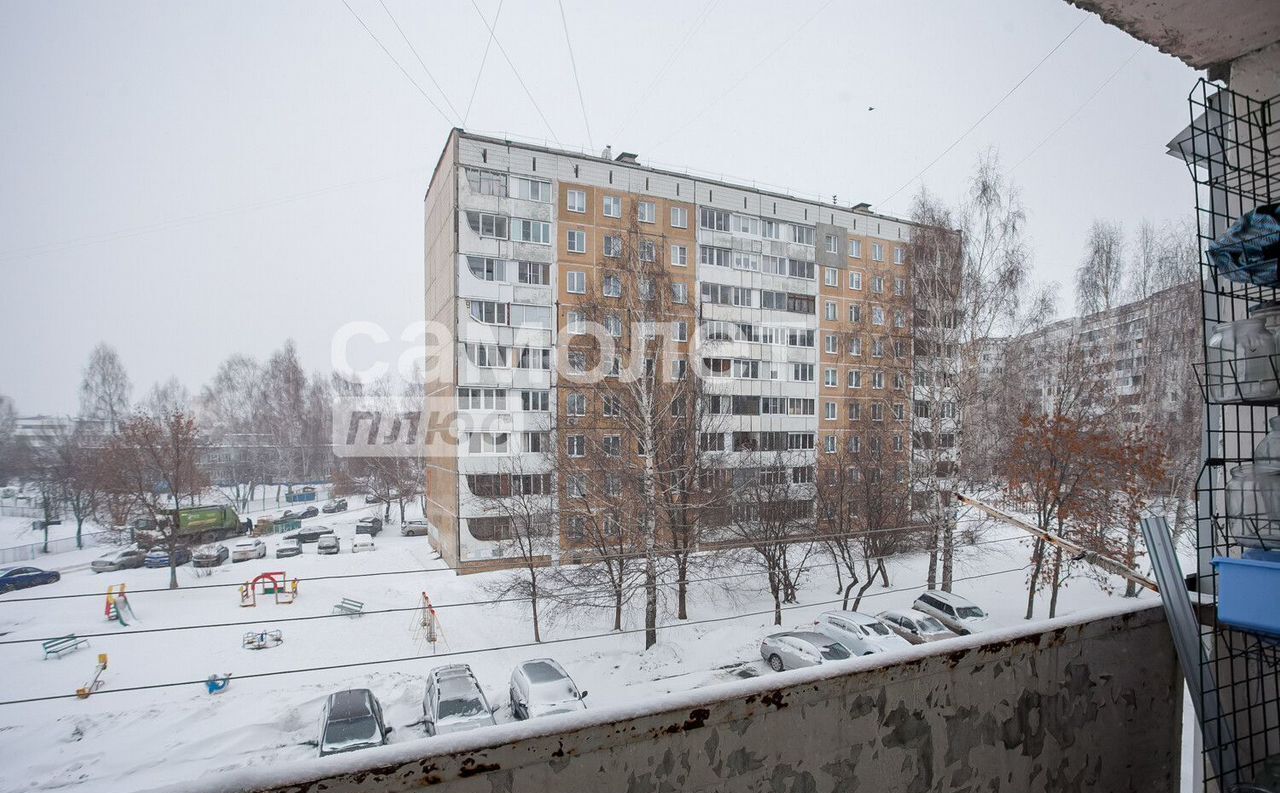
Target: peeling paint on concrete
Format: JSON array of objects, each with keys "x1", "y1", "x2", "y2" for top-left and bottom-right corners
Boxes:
[{"x1": 237, "y1": 606, "x2": 1179, "y2": 793}]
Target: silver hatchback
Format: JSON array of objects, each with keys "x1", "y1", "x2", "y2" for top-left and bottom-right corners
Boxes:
[
  {"x1": 510, "y1": 658, "x2": 587, "y2": 720},
  {"x1": 423, "y1": 664, "x2": 496, "y2": 736},
  {"x1": 760, "y1": 630, "x2": 851, "y2": 672}
]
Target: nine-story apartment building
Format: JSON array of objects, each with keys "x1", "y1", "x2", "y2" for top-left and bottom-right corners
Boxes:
[{"x1": 424, "y1": 129, "x2": 919, "y2": 573}]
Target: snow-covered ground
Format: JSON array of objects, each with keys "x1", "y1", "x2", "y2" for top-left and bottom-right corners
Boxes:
[{"x1": 0, "y1": 503, "x2": 1194, "y2": 793}]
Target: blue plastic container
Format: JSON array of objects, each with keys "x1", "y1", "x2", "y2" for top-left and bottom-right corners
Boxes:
[{"x1": 1212, "y1": 552, "x2": 1280, "y2": 637}]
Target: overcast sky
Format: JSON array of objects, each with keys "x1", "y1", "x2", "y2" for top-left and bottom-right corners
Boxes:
[{"x1": 0, "y1": 0, "x2": 1199, "y2": 415}]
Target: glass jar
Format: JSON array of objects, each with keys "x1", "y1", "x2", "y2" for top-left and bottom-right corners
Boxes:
[
  {"x1": 1254, "y1": 416, "x2": 1280, "y2": 470},
  {"x1": 1207, "y1": 318, "x2": 1280, "y2": 402},
  {"x1": 1225, "y1": 463, "x2": 1280, "y2": 548}
]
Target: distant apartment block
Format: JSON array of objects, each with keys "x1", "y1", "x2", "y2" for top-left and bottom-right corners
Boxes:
[{"x1": 423, "y1": 130, "x2": 921, "y2": 572}]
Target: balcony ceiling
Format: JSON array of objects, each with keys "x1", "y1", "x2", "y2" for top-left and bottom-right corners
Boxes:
[{"x1": 1067, "y1": 0, "x2": 1280, "y2": 69}]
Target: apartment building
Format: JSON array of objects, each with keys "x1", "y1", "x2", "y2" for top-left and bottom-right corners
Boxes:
[{"x1": 423, "y1": 129, "x2": 919, "y2": 572}]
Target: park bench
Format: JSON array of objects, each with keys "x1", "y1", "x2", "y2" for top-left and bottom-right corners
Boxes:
[
  {"x1": 332, "y1": 598, "x2": 364, "y2": 617},
  {"x1": 42, "y1": 634, "x2": 88, "y2": 659}
]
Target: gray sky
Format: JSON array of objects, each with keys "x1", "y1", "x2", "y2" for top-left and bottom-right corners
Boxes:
[{"x1": 0, "y1": 0, "x2": 1198, "y2": 415}]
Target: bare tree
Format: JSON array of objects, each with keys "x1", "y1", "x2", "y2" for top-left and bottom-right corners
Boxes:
[
  {"x1": 108, "y1": 411, "x2": 208, "y2": 589},
  {"x1": 79, "y1": 343, "x2": 132, "y2": 432},
  {"x1": 199, "y1": 354, "x2": 269, "y2": 509},
  {"x1": 143, "y1": 376, "x2": 192, "y2": 418},
  {"x1": 1076, "y1": 220, "x2": 1125, "y2": 314},
  {"x1": 36, "y1": 420, "x2": 106, "y2": 549},
  {"x1": 910, "y1": 150, "x2": 1030, "y2": 591},
  {"x1": 0, "y1": 394, "x2": 17, "y2": 482}
]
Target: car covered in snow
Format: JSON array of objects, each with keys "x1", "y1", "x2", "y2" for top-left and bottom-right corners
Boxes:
[
  {"x1": 231, "y1": 539, "x2": 267, "y2": 562},
  {"x1": 91, "y1": 547, "x2": 146, "y2": 573},
  {"x1": 281, "y1": 506, "x2": 319, "y2": 520},
  {"x1": 352, "y1": 536, "x2": 375, "y2": 553},
  {"x1": 912, "y1": 591, "x2": 992, "y2": 635},
  {"x1": 759, "y1": 630, "x2": 851, "y2": 672},
  {"x1": 317, "y1": 689, "x2": 390, "y2": 757},
  {"x1": 191, "y1": 544, "x2": 230, "y2": 568},
  {"x1": 423, "y1": 665, "x2": 496, "y2": 735},
  {"x1": 811, "y1": 610, "x2": 912, "y2": 656},
  {"x1": 355, "y1": 517, "x2": 382, "y2": 537},
  {"x1": 317, "y1": 535, "x2": 340, "y2": 555},
  {"x1": 0, "y1": 566, "x2": 61, "y2": 594},
  {"x1": 144, "y1": 546, "x2": 191, "y2": 568},
  {"x1": 877, "y1": 609, "x2": 957, "y2": 644},
  {"x1": 275, "y1": 539, "x2": 302, "y2": 559},
  {"x1": 321, "y1": 498, "x2": 348, "y2": 514},
  {"x1": 286, "y1": 525, "x2": 334, "y2": 543},
  {"x1": 509, "y1": 658, "x2": 587, "y2": 720}
]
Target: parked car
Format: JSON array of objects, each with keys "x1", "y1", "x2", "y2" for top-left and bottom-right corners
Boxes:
[
  {"x1": 91, "y1": 547, "x2": 146, "y2": 573},
  {"x1": 423, "y1": 665, "x2": 496, "y2": 736},
  {"x1": 0, "y1": 566, "x2": 61, "y2": 594},
  {"x1": 144, "y1": 546, "x2": 192, "y2": 568},
  {"x1": 759, "y1": 630, "x2": 851, "y2": 672},
  {"x1": 317, "y1": 689, "x2": 390, "y2": 757},
  {"x1": 282, "y1": 506, "x2": 319, "y2": 520},
  {"x1": 322, "y1": 499, "x2": 348, "y2": 514},
  {"x1": 912, "y1": 591, "x2": 992, "y2": 635},
  {"x1": 355, "y1": 517, "x2": 382, "y2": 537},
  {"x1": 811, "y1": 611, "x2": 912, "y2": 656},
  {"x1": 275, "y1": 538, "x2": 302, "y2": 559},
  {"x1": 192, "y1": 544, "x2": 230, "y2": 568},
  {"x1": 352, "y1": 537, "x2": 375, "y2": 553},
  {"x1": 364, "y1": 494, "x2": 382, "y2": 504},
  {"x1": 402, "y1": 520, "x2": 431, "y2": 537},
  {"x1": 317, "y1": 535, "x2": 341, "y2": 555},
  {"x1": 509, "y1": 659, "x2": 587, "y2": 720},
  {"x1": 877, "y1": 609, "x2": 957, "y2": 645},
  {"x1": 231, "y1": 539, "x2": 267, "y2": 562},
  {"x1": 286, "y1": 525, "x2": 335, "y2": 543}
]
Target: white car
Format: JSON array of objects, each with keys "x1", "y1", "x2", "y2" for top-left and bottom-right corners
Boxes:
[
  {"x1": 352, "y1": 537, "x2": 375, "y2": 553},
  {"x1": 231, "y1": 538, "x2": 267, "y2": 562},
  {"x1": 811, "y1": 611, "x2": 912, "y2": 656},
  {"x1": 912, "y1": 591, "x2": 992, "y2": 635},
  {"x1": 877, "y1": 609, "x2": 957, "y2": 644},
  {"x1": 759, "y1": 631, "x2": 851, "y2": 672},
  {"x1": 423, "y1": 665, "x2": 497, "y2": 736},
  {"x1": 509, "y1": 658, "x2": 587, "y2": 720}
]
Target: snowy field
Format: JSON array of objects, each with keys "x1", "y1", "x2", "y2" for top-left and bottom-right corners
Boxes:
[{"x1": 0, "y1": 503, "x2": 1191, "y2": 793}]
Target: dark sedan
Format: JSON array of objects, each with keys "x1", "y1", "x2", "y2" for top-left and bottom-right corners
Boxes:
[
  {"x1": 192, "y1": 545, "x2": 230, "y2": 568},
  {"x1": 0, "y1": 566, "x2": 61, "y2": 594},
  {"x1": 144, "y1": 547, "x2": 192, "y2": 568},
  {"x1": 321, "y1": 499, "x2": 348, "y2": 514},
  {"x1": 282, "y1": 506, "x2": 320, "y2": 520},
  {"x1": 355, "y1": 517, "x2": 382, "y2": 537},
  {"x1": 285, "y1": 525, "x2": 335, "y2": 543}
]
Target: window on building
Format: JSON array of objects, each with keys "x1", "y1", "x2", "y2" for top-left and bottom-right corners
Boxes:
[
  {"x1": 602, "y1": 394, "x2": 621, "y2": 417},
  {"x1": 567, "y1": 392, "x2": 586, "y2": 416},
  {"x1": 791, "y1": 224, "x2": 815, "y2": 246},
  {"x1": 467, "y1": 432, "x2": 509, "y2": 453},
  {"x1": 700, "y1": 245, "x2": 731, "y2": 268},
  {"x1": 872, "y1": 276, "x2": 885, "y2": 294},
  {"x1": 603, "y1": 195, "x2": 621, "y2": 217},
  {"x1": 567, "y1": 474, "x2": 587, "y2": 498},
  {"x1": 510, "y1": 176, "x2": 551, "y2": 202},
  {"x1": 603, "y1": 273, "x2": 622, "y2": 297},
  {"x1": 567, "y1": 189, "x2": 586, "y2": 213},
  {"x1": 849, "y1": 239, "x2": 863, "y2": 258},
  {"x1": 602, "y1": 435, "x2": 621, "y2": 456},
  {"x1": 894, "y1": 277, "x2": 906, "y2": 296},
  {"x1": 825, "y1": 234, "x2": 838, "y2": 253},
  {"x1": 567, "y1": 271, "x2": 586, "y2": 294},
  {"x1": 467, "y1": 343, "x2": 507, "y2": 367},
  {"x1": 457, "y1": 387, "x2": 507, "y2": 410},
  {"x1": 605, "y1": 314, "x2": 623, "y2": 337},
  {"x1": 520, "y1": 390, "x2": 549, "y2": 411},
  {"x1": 670, "y1": 206, "x2": 688, "y2": 228},
  {"x1": 567, "y1": 435, "x2": 586, "y2": 457},
  {"x1": 872, "y1": 339, "x2": 884, "y2": 358},
  {"x1": 671, "y1": 244, "x2": 688, "y2": 266},
  {"x1": 825, "y1": 334, "x2": 838, "y2": 354},
  {"x1": 894, "y1": 247, "x2": 906, "y2": 264},
  {"x1": 700, "y1": 207, "x2": 730, "y2": 231},
  {"x1": 892, "y1": 402, "x2": 905, "y2": 420},
  {"x1": 465, "y1": 168, "x2": 506, "y2": 195},
  {"x1": 871, "y1": 403, "x2": 884, "y2": 421},
  {"x1": 824, "y1": 368, "x2": 837, "y2": 387},
  {"x1": 824, "y1": 267, "x2": 838, "y2": 287},
  {"x1": 873, "y1": 371, "x2": 885, "y2": 389},
  {"x1": 894, "y1": 310, "x2": 906, "y2": 328},
  {"x1": 848, "y1": 369, "x2": 863, "y2": 388},
  {"x1": 849, "y1": 305, "x2": 862, "y2": 323},
  {"x1": 640, "y1": 240, "x2": 656, "y2": 262},
  {"x1": 638, "y1": 201, "x2": 656, "y2": 223},
  {"x1": 848, "y1": 402, "x2": 861, "y2": 420},
  {"x1": 872, "y1": 242, "x2": 884, "y2": 261},
  {"x1": 467, "y1": 256, "x2": 503, "y2": 281},
  {"x1": 467, "y1": 211, "x2": 508, "y2": 239},
  {"x1": 825, "y1": 301, "x2": 837, "y2": 321},
  {"x1": 825, "y1": 401, "x2": 836, "y2": 420},
  {"x1": 672, "y1": 282, "x2": 688, "y2": 304},
  {"x1": 873, "y1": 306, "x2": 885, "y2": 325},
  {"x1": 567, "y1": 230, "x2": 586, "y2": 253},
  {"x1": 604, "y1": 235, "x2": 622, "y2": 257},
  {"x1": 825, "y1": 435, "x2": 837, "y2": 453},
  {"x1": 512, "y1": 219, "x2": 550, "y2": 244},
  {"x1": 517, "y1": 261, "x2": 549, "y2": 285},
  {"x1": 850, "y1": 271, "x2": 863, "y2": 291}
]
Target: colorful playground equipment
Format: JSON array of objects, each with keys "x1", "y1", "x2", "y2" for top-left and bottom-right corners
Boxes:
[
  {"x1": 239, "y1": 572, "x2": 298, "y2": 607},
  {"x1": 206, "y1": 673, "x2": 232, "y2": 694},
  {"x1": 76, "y1": 653, "x2": 109, "y2": 699},
  {"x1": 104, "y1": 584, "x2": 137, "y2": 626},
  {"x1": 241, "y1": 628, "x2": 283, "y2": 650},
  {"x1": 414, "y1": 592, "x2": 448, "y2": 653}
]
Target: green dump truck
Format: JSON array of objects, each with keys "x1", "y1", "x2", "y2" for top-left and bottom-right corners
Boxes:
[{"x1": 164, "y1": 505, "x2": 244, "y2": 544}]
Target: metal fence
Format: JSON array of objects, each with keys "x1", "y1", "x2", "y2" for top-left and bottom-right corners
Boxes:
[
  {"x1": 0, "y1": 504, "x2": 47, "y2": 519},
  {"x1": 0, "y1": 531, "x2": 111, "y2": 565}
]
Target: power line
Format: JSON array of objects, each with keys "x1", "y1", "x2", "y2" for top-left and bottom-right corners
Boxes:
[
  {"x1": 339, "y1": 0, "x2": 455, "y2": 126},
  {"x1": 612, "y1": 0, "x2": 719, "y2": 142},
  {"x1": 0, "y1": 564, "x2": 1031, "y2": 707},
  {"x1": 555, "y1": 0, "x2": 593, "y2": 152},
  {"x1": 1010, "y1": 45, "x2": 1142, "y2": 173},
  {"x1": 463, "y1": 0, "x2": 504, "y2": 125},
  {"x1": 876, "y1": 17, "x2": 1087, "y2": 210},
  {"x1": 466, "y1": 0, "x2": 561, "y2": 147},
  {"x1": 0, "y1": 532, "x2": 1033, "y2": 645},
  {"x1": 0, "y1": 522, "x2": 950, "y2": 603},
  {"x1": 651, "y1": 0, "x2": 837, "y2": 153},
  {"x1": 376, "y1": 0, "x2": 463, "y2": 124}
]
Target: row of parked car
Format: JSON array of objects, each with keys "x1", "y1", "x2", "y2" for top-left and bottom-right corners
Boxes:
[
  {"x1": 317, "y1": 659, "x2": 586, "y2": 756},
  {"x1": 759, "y1": 591, "x2": 991, "y2": 671}
]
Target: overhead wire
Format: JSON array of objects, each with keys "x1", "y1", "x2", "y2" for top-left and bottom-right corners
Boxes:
[
  {"x1": 876, "y1": 17, "x2": 1088, "y2": 210},
  {"x1": 463, "y1": 0, "x2": 504, "y2": 125},
  {"x1": 555, "y1": 0, "x2": 593, "y2": 152},
  {"x1": 0, "y1": 532, "x2": 1035, "y2": 645},
  {"x1": 0, "y1": 564, "x2": 1032, "y2": 707},
  {"x1": 466, "y1": 0, "x2": 561, "y2": 146},
  {"x1": 376, "y1": 0, "x2": 463, "y2": 124},
  {"x1": 339, "y1": 0, "x2": 455, "y2": 126}
]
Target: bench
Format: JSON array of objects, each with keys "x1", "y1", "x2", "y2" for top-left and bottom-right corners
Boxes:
[
  {"x1": 43, "y1": 634, "x2": 88, "y2": 659},
  {"x1": 332, "y1": 598, "x2": 364, "y2": 617}
]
